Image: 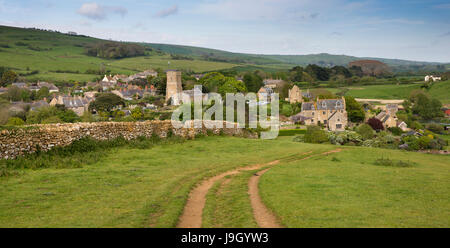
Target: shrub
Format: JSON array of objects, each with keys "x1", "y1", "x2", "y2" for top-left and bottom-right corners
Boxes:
[
  {"x1": 41, "y1": 116, "x2": 62, "y2": 124},
  {"x1": 388, "y1": 127, "x2": 403, "y2": 136},
  {"x1": 367, "y1": 117, "x2": 384, "y2": 131},
  {"x1": 426, "y1": 123, "x2": 444, "y2": 134},
  {"x1": 6, "y1": 117, "x2": 25, "y2": 126},
  {"x1": 303, "y1": 125, "x2": 328, "y2": 144},
  {"x1": 417, "y1": 136, "x2": 432, "y2": 150},
  {"x1": 409, "y1": 121, "x2": 424, "y2": 130},
  {"x1": 0, "y1": 135, "x2": 185, "y2": 176},
  {"x1": 356, "y1": 124, "x2": 375, "y2": 140},
  {"x1": 374, "y1": 157, "x2": 413, "y2": 167}
]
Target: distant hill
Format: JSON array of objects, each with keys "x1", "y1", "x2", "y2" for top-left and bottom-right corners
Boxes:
[
  {"x1": 0, "y1": 25, "x2": 447, "y2": 83},
  {"x1": 145, "y1": 44, "x2": 448, "y2": 68}
]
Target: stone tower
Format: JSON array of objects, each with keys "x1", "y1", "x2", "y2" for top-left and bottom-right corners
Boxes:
[
  {"x1": 166, "y1": 70, "x2": 182, "y2": 105},
  {"x1": 288, "y1": 85, "x2": 303, "y2": 104}
]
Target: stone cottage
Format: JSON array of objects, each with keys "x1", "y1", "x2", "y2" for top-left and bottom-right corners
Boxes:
[{"x1": 300, "y1": 97, "x2": 348, "y2": 131}]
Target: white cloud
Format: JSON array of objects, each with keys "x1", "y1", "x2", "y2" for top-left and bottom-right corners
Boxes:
[
  {"x1": 155, "y1": 5, "x2": 178, "y2": 18},
  {"x1": 77, "y1": 2, "x2": 127, "y2": 21}
]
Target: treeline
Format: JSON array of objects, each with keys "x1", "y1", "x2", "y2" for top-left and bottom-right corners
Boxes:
[{"x1": 85, "y1": 42, "x2": 145, "y2": 59}]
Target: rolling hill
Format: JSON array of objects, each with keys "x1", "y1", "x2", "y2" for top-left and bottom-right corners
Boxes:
[{"x1": 0, "y1": 25, "x2": 447, "y2": 83}]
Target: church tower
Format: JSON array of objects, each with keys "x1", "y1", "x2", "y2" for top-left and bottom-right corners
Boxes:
[{"x1": 166, "y1": 70, "x2": 182, "y2": 105}]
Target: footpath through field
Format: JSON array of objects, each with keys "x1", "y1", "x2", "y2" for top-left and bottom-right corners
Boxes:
[{"x1": 177, "y1": 149, "x2": 342, "y2": 228}]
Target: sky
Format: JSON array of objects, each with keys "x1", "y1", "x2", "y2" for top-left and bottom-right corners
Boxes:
[{"x1": 0, "y1": 0, "x2": 449, "y2": 62}]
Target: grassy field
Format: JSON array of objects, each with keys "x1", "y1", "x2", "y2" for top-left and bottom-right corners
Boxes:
[
  {"x1": 0, "y1": 26, "x2": 240, "y2": 82},
  {"x1": 0, "y1": 136, "x2": 322, "y2": 227},
  {"x1": 323, "y1": 80, "x2": 450, "y2": 104},
  {"x1": 0, "y1": 136, "x2": 448, "y2": 227},
  {"x1": 260, "y1": 147, "x2": 450, "y2": 227}
]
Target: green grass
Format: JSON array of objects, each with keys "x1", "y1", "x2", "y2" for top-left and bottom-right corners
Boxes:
[
  {"x1": 340, "y1": 84, "x2": 421, "y2": 99},
  {"x1": 202, "y1": 172, "x2": 258, "y2": 228},
  {"x1": 260, "y1": 147, "x2": 450, "y2": 227},
  {"x1": 0, "y1": 135, "x2": 448, "y2": 227},
  {"x1": 0, "y1": 26, "x2": 240, "y2": 82},
  {"x1": 324, "y1": 80, "x2": 450, "y2": 104},
  {"x1": 0, "y1": 136, "x2": 322, "y2": 227}
]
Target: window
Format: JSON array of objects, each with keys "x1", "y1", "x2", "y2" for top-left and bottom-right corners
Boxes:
[
  {"x1": 323, "y1": 111, "x2": 325, "y2": 115},
  {"x1": 312, "y1": 112, "x2": 314, "y2": 116},
  {"x1": 338, "y1": 119, "x2": 340, "y2": 121},
  {"x1": 324, "y1": 120, "x2": 327, "y2": 124},
  {"x1": 336, "y1": 124, "x2": 342, "y2": 129},
  {"x1": 311, "y1": 119, "x2": 314, "y2": 123}
]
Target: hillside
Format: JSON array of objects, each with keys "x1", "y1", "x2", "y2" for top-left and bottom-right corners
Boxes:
[
  {"x1": 0, "y1": 25, "x2": 448, "y2": 83},
  {"x1": 0, "y1": 26, "x2": 239, "y2": 82}
]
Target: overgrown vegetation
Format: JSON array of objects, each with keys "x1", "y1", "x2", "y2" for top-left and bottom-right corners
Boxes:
[
  {"x1": 373, "y1": 157, "x2": 414, "y2": 167},
  {"x1": 0, "y1": 134, "x2": 184, "y2": 176}
]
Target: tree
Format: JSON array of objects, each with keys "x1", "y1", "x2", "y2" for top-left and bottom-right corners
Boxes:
[
  {"x1": 356, "y1": 124, "x2": 374, "y2": 140},
  {"x1": 409, "y1": 92, "x2": 443, "y2": 120},
  {"x1": 0, "y1": 70, "x2": 18, "y2": 86},
  {"x1": 345, "y1": 96, "x2": 365, "y2": 123},
  {"x1": 88, "y1": 93, "x2": 125, "y2": 113},
  {"x1": 199, "y1": 72, "x2": 226, "y2": 93},
  {"x1": 36, "y1": 86, "x2": 49, "y2": 100},
  {"x1": 331, "y1": 66, "x2": 352, "y2": 78},
  {"x1": 26, "y1": 106, "x2": 79, "y2": 124},
  {"x1": 151, "y1": 76, "x2": 166, "y2": 95},
  {"x1": 243, "y1": 73, "x2": 263, "y2": 92},
  {"x1": 289, "y1": 66, "x2": 304, "y2": 82},
  {"x1": 281, "y1": 103, "x2": 293, "y2": 117},
  {"x1": 367, "y1": 117, "x2": 384, "y2": 131},
  {"x1": 305, "y1": 64, "x2": 330, "y2": 81},
  {"x1": 217, "y1": 77, "x2": 247, "y2": 96}
]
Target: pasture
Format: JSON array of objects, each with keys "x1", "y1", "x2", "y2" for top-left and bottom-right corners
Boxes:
[{"x1": 0, "y1": 136, "x2": 448, "y2": 228}]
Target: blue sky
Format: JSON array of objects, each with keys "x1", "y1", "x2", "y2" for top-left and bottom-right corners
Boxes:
[{"x1": 0, "y1": 0, "x2": 449, "y2": 62}]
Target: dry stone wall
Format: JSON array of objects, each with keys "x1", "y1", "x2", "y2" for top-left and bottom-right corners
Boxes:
[{"x1": 0, "y1": 120, "x2": 251, "y2": 159}]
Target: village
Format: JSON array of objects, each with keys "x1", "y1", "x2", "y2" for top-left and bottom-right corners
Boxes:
[
  {"x1": 1, "y1": 68, "x2": 441, "y2": 133},
  {"x1": 0, "y1": 0, "x2": 449, "y2": 232}
]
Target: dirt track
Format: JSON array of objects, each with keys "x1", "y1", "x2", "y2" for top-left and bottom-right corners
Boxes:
[{"x1": 176, "y1": 149, "x2": 342, "y2": 228}]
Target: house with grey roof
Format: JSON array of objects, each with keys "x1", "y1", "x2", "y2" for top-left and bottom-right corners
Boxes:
[
  {"x1": 299, "y1": 97, "x2": 348, "y2": 131},
  {"x1": 49, "y1": 95, "x2": 93, "y2": 116},
  {"x1": 30, "y1": 100, "x2": 49, "y2": 111}
]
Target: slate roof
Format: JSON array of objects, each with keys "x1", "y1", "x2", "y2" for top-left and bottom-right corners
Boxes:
[
  {"x1": 30, "y1": 100, "x2": 49, "y2": 111},
  {"x1": 316, "y1": 99, "x2": 345, "y2": 110},
  {"x1": 375, "y1": 111, "x2": 390, "y2": 123},
  {"x1": 60, "y1": 97, "x2": 90, "y2": 108},
  {"x1": 302, "y1": 102, "x2": 316, "y2": 111}
]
